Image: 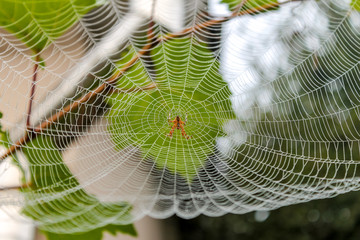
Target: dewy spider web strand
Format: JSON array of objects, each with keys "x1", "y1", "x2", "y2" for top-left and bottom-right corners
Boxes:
[
  {"x1": 1, "y1": 0, "x2": 360, "y2": 234},
  {"x1": 0, "y1": 0, "x2": 295, "y2": 162}
]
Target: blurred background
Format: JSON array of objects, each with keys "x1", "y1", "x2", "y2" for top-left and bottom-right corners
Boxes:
[{"x1": 173, "y1": 191, "x2": 360, "y2": 240}]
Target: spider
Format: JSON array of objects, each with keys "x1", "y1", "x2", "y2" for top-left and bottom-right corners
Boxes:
[{"x1": 167, "y1": 113, "x2": 192, "y2": 139}]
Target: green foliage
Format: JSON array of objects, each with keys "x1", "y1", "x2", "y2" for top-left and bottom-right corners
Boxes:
[
  {"x1": 35, "y1": 55, "x2": 46, "y2": 68},
  {"x1": 0, "y1": 112, "x2": 4, "y2": 141},
  {"x1": 221, "y1": 0, "x2": 279, "y2": 13},
  {"x1": 352, "y1": 0, "x2": 360, "y2": 11},
  {"x1": 22, "y1": 136, "x2": 136, "y2": 238},
  {"x1": 43, "y1": 224, "x2": 137, "y2": 240},
  {"x1": 0, "y1": 0, "x2": 97, "y2": 53},
  {"x1": 107, "y1": 38, "x2": 235, "y2": 181}
]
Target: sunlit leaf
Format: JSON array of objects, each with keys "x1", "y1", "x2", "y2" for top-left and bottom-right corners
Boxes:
[
  {"x1": 0, "y1": 0, "x2": 97, "y2": 53},
  {"x1": 352, "y1": 0, "x2": 360, "y2": 11},
  {"x1": 43, "y1": 224, "x2": 137, "y2": 240},
  {"x1": 221, "y1": 0, "x2": 279, "y2": 13},
  {"x1": 107, "y1": 38, "x2": 235, "y2": 181}
]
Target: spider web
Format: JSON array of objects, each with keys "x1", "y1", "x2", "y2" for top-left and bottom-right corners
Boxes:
[{"x1": 1, "y1": 0, "x2": 360, "y2": 234}]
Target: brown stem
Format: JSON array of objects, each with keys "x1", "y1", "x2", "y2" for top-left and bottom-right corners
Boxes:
[
  {"x1": 0, "y1": 41, "x2": 155, "y2": 163},
  {"x1": 0, "y1": 0, "x2": 302, "y2": 163},
  {"x1": 26, "y1": 55, "x2": 41, "y2": 130},
  {"x1": 231, "y1": 0, "x2": 249, "y2": 17},
  {"x1": 111, "y1": 82, "x2": 157, "y2": 94}
]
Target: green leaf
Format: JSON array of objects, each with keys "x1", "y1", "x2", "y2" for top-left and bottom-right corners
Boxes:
[
  {"x1": 105, "y1": 224, "x2": 137, "y2": 237},
  {"x1": 221, "y1": 0, "x2": 279, "y2": 13},
  {"x1": 0, "y1": 0, "x2": 97, "y2": 53},
  {"x1": 113, "y1": 47, "x2": 154, "y2": 90},
  {"x1": 34, "y1": 55, "x2": 46, "y2": 68},
  {"x1": 352, "y1": 0, "x2": 360, "y2": 11},
  {"x1": 106, "y1": 38, "x2": 235, "y2": 181},
  {"x1": 43, "y1": 224, "x2": 137, "y2": 240},
  {"x1": 0, "y1": 112, "x2": 4, "y2": 139},
  {"x1": 22, "y1": 136, "x2": 136, "y2": 235}
]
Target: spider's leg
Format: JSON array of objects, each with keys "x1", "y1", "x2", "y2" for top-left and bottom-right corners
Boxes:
[
  {"x1": 180, "y1": 125, "x2": 191, "y2": 139},
  {"x1": 167, "y1": 124, "x2": 176, "y2": 138},
  {"x1": 168, "y1": 112, "x2": 172, "y2": 125}
]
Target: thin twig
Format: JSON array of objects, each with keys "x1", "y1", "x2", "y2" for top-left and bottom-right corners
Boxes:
[
  {"x1": 0, "y1": 44, "x2": 155, "y2": 163},
  {"x1": 111, "y1": 82, "x2": 157, "y2": 94},
  {"x1": 231, "y1": 0, "x2": 249, "y2": 17},
  {"x1": 0, "y1": 0, "x2": 302, "y2": 163},
  {"x1": 26, "y1": 55, "x2": 41, "y2": 129}
]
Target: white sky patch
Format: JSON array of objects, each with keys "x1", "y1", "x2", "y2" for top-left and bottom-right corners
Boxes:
[
  {"x1": 221, "y1": 14, "x2": 272, "y2": 118},
  {"x1": 217, "y1": 0, "x2": 332, "y2": 156},
  {"x1": 132, "y1": 0, "x2": 185, "y2": 32},
  {"x1": 0, "y1": 161, "x2": 21, "y2": 187},
  {"x1": 349, "y1": 10, "x2": 360, "y2": 32},
  {"x1": 0, "y1": 207, "x2": 34, "y2": 240},
  {"x1": 208, "y1": 0, "x2": 231, "y2": 17},
  {"x1": 220, "y1": 0, "x2": 329, "y2": 117}
]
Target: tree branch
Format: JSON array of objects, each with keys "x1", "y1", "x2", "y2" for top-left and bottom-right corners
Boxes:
[
  {"x1": 0, "y1": 42, "x2": 155, "y2": 163},
  {"x1": 231, "y1": 0, "x2": 249, "y2": 18},
  {"x1": 0, "y1": 0, "x2": 302, "y2": 163},
  {"x1": 26, "y1": 55, "x2": 41, "y2": 129}
]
